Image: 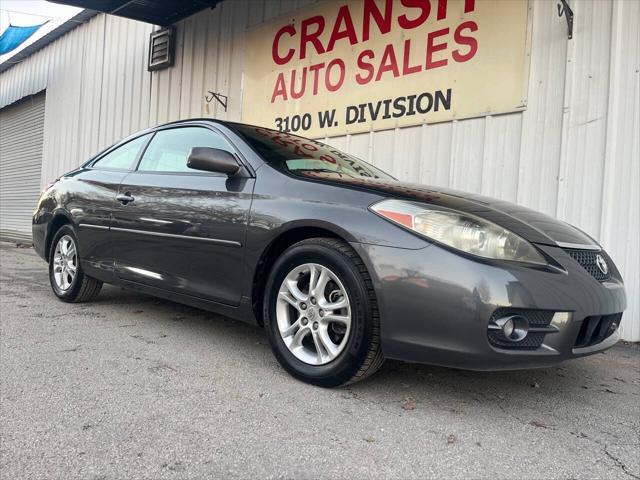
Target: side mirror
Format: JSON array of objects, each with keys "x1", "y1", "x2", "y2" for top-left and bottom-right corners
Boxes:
[{"x1": 187, "y1": 147, "x2": 241, "y2": 176}]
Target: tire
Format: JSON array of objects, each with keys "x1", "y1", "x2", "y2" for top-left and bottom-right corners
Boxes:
[
  {"x1": 263, "y1": 237, "x2": 384, "y2": 387},
  {"x1": 48, "y1": 224, "x2": 102, "y2": 303}
]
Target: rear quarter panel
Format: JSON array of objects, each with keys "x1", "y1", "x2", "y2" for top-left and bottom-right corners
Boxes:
[{"x1": 32, "y1": 169, "x2": 129, "y2": 280}]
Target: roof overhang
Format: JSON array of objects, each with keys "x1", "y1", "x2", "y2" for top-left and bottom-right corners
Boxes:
[{"x1": 47, "y1": 0, "x2": 222, "y2": 27}]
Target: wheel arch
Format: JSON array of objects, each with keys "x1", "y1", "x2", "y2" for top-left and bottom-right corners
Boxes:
[
  {"x1": 45, "y1": 210, "x2": 73, "y2": 261},
  {"x1": 251, "y1": 223, "x2": 361, "y2": 326}
]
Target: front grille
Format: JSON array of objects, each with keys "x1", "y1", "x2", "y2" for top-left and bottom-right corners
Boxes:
[
  {"x1": 574, "y1": 313, "x2": 622, "y2": 348},
  {"x1": 563, "y1": 249, "x2": 611, "y2": 282},
  {"x1": 488, "y1": 308, "x2": 554, "y2": 350}
]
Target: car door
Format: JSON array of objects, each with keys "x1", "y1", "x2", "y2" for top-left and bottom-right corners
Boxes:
[
  {"x1": 110, "y1": 125, "x2": 254, "y2": 306},
  {"x1": 71, "y1": 133, "x2": 152, "y2": 279}
]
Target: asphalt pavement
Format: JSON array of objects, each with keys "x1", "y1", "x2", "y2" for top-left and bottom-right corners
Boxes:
[{"x1": 1, "y1": 242, "x2": 639, "y2": 480}]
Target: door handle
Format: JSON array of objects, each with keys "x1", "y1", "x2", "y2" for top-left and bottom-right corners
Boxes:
[{"x1": 116, "y1": 193, "x2": 135, "y2": 205}]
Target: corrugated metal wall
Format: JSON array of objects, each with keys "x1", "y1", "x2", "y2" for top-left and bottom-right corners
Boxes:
[{"x1": 0, "y1": 0, "x2": 638, "y2": 340}]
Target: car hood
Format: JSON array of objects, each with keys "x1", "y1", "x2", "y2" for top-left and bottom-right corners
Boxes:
[{"x1": 301, "y1": 173, "x2": 598, "y2": 248}]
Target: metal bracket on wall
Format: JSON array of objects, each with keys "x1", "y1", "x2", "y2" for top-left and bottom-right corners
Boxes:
[
  {"x1": 557, "y1": 0, "x2": 574, "y2": 40},
  {"x1": 205, "y1": 91, "x2": 228, "y2": 112}
]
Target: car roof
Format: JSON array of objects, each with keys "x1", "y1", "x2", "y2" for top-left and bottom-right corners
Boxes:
[
  {"x1": 151, "y1": 118, "x2": 264, "y2": 131},
  {"x1": 155, "y1": 118, "x2": 219, "y2": 127},
  {"x1": 81, "y1": 118, "x2": 271, "y2": 169}
]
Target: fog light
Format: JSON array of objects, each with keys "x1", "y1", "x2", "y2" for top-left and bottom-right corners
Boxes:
[
  {"x1": 503, "y1": 317, "x2": 515, "y2": 337},
  {"x1": 490, "y1": 315, "x2": 530, "y2": 342},
  {"x1": 487, "y1": 309, "x2": 558, "y2": 350}
]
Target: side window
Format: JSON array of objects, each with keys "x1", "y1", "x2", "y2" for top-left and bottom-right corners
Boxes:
[
  {"x1": 92, "y1": 134, "x2": 151, "y2": 170},
  {"x1": 137, "y1": 127, "x2": 234, "y2": 173}
]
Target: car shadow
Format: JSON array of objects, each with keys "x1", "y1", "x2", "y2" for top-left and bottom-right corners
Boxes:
[{"x1": 94, "y1": 284, "x2": 635, "y2": 409}]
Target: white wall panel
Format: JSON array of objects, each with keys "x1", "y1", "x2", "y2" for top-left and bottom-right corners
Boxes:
[
  {"x1": 76, "y1": 15, "x2": 106, "y2": 162},
  {"x1": 450, "y1": 118, "x2": 486, "y2": 194},
  {"x1": 557, "y1": 0, "x2": 613, "y2": 238},
  {"x1": 417, "y1": 122, "x2": 454, "y2": 187},
  {"x1": 517, "y1": 0, "x2": 567, "y2": 217},
  {"x1": 481, "y1": 115, "x2": 522, "y2": 203},
  {"x1": 599, "y1": 0, "x2": 640, "y2": 342},
  {"x1": 0, "y1": 0, "x2": 638, "y2": 339}
]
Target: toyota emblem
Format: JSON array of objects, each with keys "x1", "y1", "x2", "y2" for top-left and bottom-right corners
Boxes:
[{"x1": 595, "y1": 254, "x2": 609, "y2": 275}]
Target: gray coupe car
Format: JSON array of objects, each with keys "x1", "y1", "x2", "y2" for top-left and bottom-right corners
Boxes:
[{"x1": 33, "y1": 120, "x2": 627, "y2": 386}]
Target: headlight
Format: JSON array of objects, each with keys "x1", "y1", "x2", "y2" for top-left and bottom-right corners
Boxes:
[{"x1": 370, "y1": 199, "x2": 546, "y2": 265}]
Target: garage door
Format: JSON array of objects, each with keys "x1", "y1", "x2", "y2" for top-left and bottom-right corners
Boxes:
[{"x1": 0, "y1": 92, "x2": 45, "y2": 242}]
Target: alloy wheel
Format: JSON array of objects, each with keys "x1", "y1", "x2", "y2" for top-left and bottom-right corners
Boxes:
[
  {"x1": 276, "y1": 263, "x2": 352, "y2": 365},
  {"x1": 53, "y1": 235, "x2": 77, "y2": 291}
]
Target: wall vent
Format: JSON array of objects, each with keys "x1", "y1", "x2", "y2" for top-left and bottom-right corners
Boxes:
[{"x1": 148, "y1": 27, "x2": 175, "y2": 72}]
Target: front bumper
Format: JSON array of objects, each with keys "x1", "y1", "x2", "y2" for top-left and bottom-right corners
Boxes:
[{"x1": 352, "y1": 242, "x2": 626, "y2": 370}]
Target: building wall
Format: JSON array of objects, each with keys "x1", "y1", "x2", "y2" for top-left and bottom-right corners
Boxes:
[{"x1": 0, "y1": 0, "x2": 638, "y2": 340}]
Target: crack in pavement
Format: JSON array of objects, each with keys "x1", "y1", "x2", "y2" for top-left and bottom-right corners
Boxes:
[{"x1": 605, "y1": 446, "x2": 640, "y2": 479}]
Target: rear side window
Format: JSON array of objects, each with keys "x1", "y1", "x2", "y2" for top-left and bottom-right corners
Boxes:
[
  {"x1": 137, "y1": 127, "x2": 234, "y2": 173},
  {"x1": 92, "y1": 134, "x2": 151, "y2": 170}
]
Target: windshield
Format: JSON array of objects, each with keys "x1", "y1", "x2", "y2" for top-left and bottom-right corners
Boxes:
[{"x1": 230, "y1": 124, "x2": 393, "y2": 180}]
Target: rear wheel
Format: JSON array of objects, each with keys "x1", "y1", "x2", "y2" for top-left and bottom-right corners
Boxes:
[
  {"x1": 49, "y1": 225, "x2": 102, "y2": 303},
  {"x1": 264, "y1": 238, "x2": 384, "y2": 387}
]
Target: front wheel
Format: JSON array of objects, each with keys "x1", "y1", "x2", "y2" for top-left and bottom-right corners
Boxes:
[
  {"x1": 263, "y1": 238, "x2": 384, "y2": 387},
  {"x1": 49, "y1": 225, "x2": 102, "y2": 303}
]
